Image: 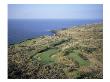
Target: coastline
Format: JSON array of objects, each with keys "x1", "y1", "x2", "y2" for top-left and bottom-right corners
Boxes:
[{"x1": 8, "y1": 23, "x2": 102, "y2": 45}]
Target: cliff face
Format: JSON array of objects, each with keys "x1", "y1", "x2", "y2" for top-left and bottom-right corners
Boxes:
[{"x1": 8, "y1": 23, "x2": 103, "y2": 79}]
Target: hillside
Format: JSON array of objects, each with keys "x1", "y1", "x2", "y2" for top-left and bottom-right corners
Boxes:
[{"x1": 8, "y1": 23, "x2": 103, "y2": 79}]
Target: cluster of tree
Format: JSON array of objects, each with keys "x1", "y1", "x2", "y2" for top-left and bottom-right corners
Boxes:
[
  {"x1": 77, "y1": 70, "x2": 103, "y2": 79},
  {"x1": 8, "y1": 59, "x2": 67, "y2": 79}
]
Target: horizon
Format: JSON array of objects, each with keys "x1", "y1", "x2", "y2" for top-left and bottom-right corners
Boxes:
[{"x1": 8, "y1": 18, "x2": 103, "y2": 20}]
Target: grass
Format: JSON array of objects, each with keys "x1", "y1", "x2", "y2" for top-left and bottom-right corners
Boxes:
[
  {"x1": 68, "y1": 50, "x2": 89, "y2": 66},
  {"x1": 33, "y1": 49, "x2": 57, "y2": 64}
]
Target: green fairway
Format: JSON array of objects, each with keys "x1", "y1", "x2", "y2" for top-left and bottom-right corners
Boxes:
[
  {"x1": 34, "y1": 49, "x2": 57, "y2": 64},
  {"x1": 68, "y1": 50, "x2": 89, "y2": 66}
]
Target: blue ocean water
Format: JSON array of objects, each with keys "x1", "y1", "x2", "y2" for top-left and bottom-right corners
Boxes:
[{"x1": 8, "y1": 19, "x2": 102, "y2": 44}]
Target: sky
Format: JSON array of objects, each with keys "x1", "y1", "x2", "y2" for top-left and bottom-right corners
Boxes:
[{"x1": 8, "y1": 4, "x2": 103, "y2": 20}]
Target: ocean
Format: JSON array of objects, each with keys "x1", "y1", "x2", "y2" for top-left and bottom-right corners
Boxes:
[{"x1": 8, "y1": 19, "x2": 102, "y2": 44}]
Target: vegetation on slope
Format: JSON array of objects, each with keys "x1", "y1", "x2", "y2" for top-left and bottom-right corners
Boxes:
[{"x1": 8, "y1": 23, "x2": 103, "y2": 79}]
